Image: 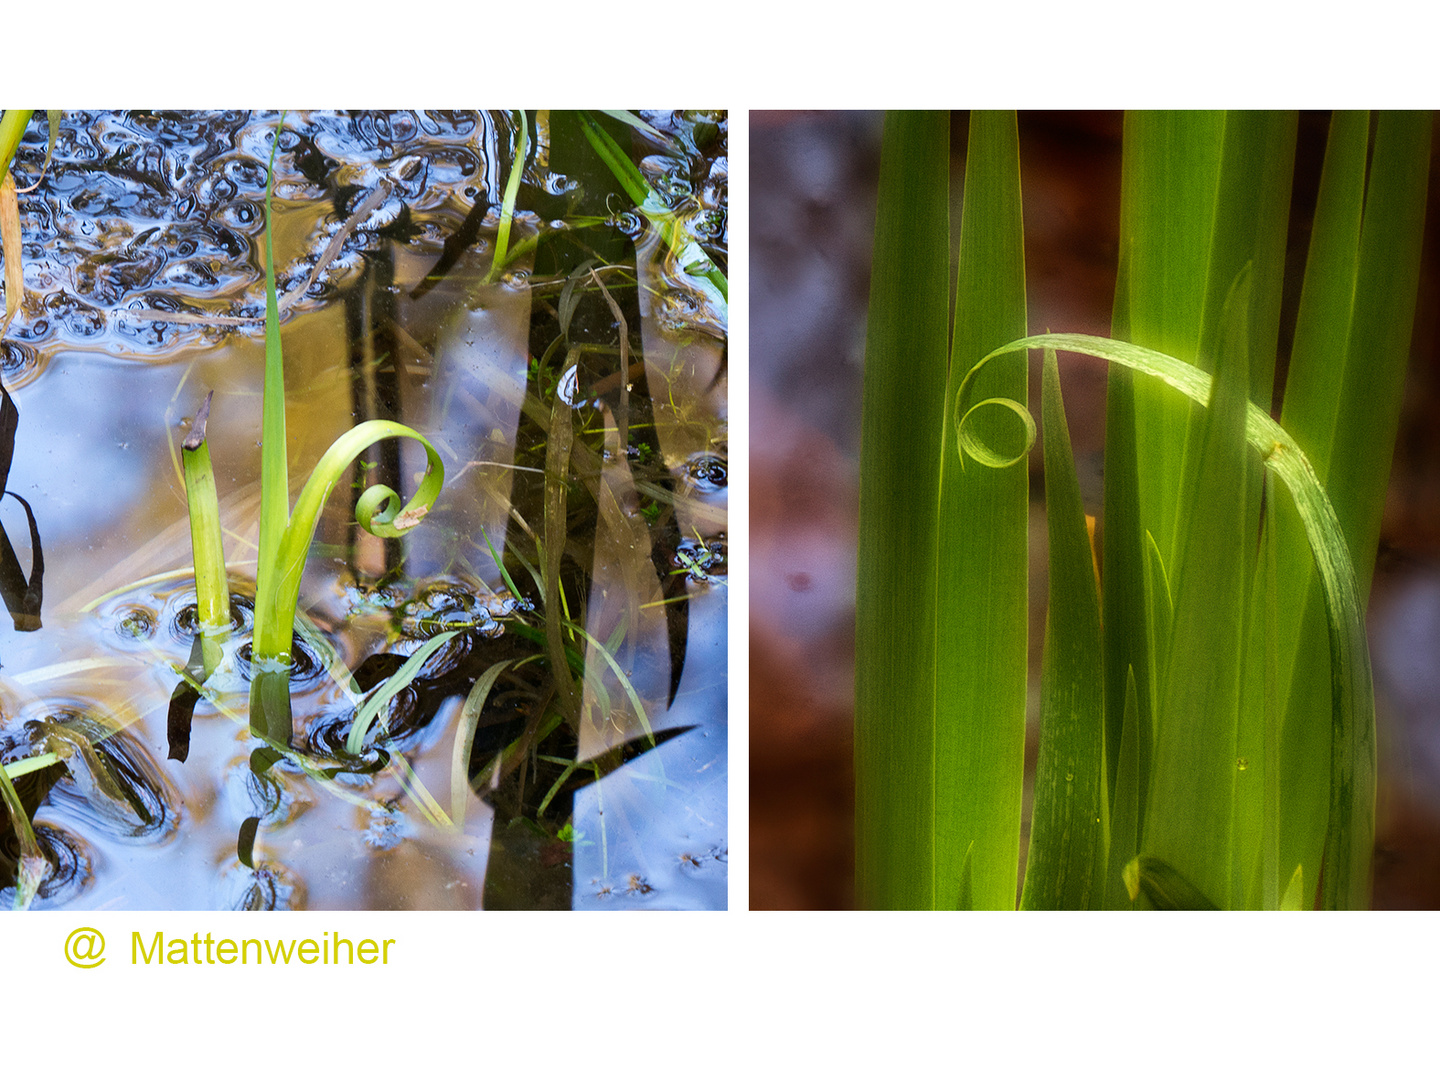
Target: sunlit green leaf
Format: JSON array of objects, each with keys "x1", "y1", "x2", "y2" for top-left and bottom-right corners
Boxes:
[
  {"x1": 1142, "y1": 269, "x2": 1252, "y2": 910},
  {"x1": 933, "y1": 110, "x2": 1029, "y2": 910},
  {"x1": 1020, "y1": 350, "x2": 1106, "y2": 910}
]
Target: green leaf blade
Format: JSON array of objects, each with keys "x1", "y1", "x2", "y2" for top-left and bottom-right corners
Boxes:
[
  {"x1": 1142, "y1": 270, "x2": 1254, "y2": 910},
  {"x1": 934, "y1": 110, "x2": 1028, "y2": 910},
  {"x1": 1020, "y1": 351, "x2": 1106, "y2": 910},
  {"x1": 1271, "y1": 111, "x2": 1430, "y2": 904},
  {"x1": 855, "y1": 111, "x2": 951, "y2": 909}
]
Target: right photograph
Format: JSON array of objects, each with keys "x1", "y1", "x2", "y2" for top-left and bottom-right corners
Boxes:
[{"x1": 751, "y1": 110, "x2": 1440, "y2": 910}]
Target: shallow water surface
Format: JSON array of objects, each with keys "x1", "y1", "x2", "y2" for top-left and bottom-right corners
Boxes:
[{"x1": 0, "y1": 109, "x2": 727, "y2": 910}]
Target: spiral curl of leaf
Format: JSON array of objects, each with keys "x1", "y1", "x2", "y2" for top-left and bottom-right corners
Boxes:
[{"x1": 251, "y1": 420, "x2": 445, "y2": 661}]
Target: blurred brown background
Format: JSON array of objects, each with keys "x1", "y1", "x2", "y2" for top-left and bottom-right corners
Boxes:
[{"x1": 749, "y1": 110, "x2": 1440, "y2": 910}]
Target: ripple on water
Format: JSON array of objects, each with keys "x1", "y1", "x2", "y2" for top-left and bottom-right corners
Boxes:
[
  {"x1": 0, "y1": 825, "x2": 93, "y2": 908},
  {"x1": 25, "y1": 711, "x2": 180, "y2": 845},
  {"x1": 98, "y1": 587, "x2": 256, "y2": 651},
  {"x1": 5, "y1": 110, "x2": 505, "y2": 365},
  {"x1": 683, "y1": 451, "x2": 728, "y2": 493},
  {"x1": 220, "y1": 755, "x2": 311, "y2": 828},
  {"x1": 216, "y1": 858, "x2": 304, "y2": 911}
]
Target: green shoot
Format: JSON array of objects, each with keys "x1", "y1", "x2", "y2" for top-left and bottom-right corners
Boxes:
[
  {"x1": 485, "y1": 109, "x2": 529, "y2": 285},
  {"x1": 450, "y1": 658, "x2": 517, "y2": 825},
  {"x1": 246, "y1": 119, "x2": 446, "y2": 666},
  {"x1": 180, "y1": 391, "x2": 229, "y2": 672},
  {"x1": 345, "y1": 630, "x2": 460, "y2": 755}
]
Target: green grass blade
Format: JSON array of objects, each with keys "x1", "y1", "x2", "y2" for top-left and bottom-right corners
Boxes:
[
  {"x1": 1280, "y1": 863, "x2": 1305, "y2": 910},
  {"x1": 1193, "y1": 112, "x2": 1297, "y2": 413},
  {"x1": 485, "y1": 110, "x2": 528, "y2": 285},
  {"x1": 1272, "y1": 112, "x2": 1431, "y2": 899},
  {"x1": 855, "y1": 111, "x2": 950, "y2": 909},
  {"x1": 1262, "y1": 469, "x2": 1283, "y2": 908},
  {"x1": 1020, "y1": 350, "x2": 1106, "y2": 910},
  {"x1": 1115, "y1": 111, "x2": 1225, "y2": 574},
  {"x1": 1102, "y1": 112, "x2": 1270, "y2": 824},
  {"x1": 933, "y1": 111, "x2": 1029, "y2": 910},
  {"x1": 1100, "y1": 358, "x2": 1150, "y2": 817},
  {"x1": 253, "y1": 120, "x2": 290, "y2": 659},
  {"x1": 1141, "y1": 530, "x2": 1172, "y2": 724},
  {"x1": 1267, "y1": 110, "x2": 1369, "y2": 709},
  {"x1": 345, "y1": 630, "x2": 461, "y2": 755},
  {"x1": 2, "y1": 753, "x2": 60, "y2": 780},
  {"x1": 577, "y1": 110, "x2": 727, "y2": 313},
  {"x1": 1109, "y1": 115, "x2": 1295, "y2": 800},
  {"x1": 541, "y1": 348, "x2": 581, "y2": 723},
  {"x1": 566, "y1": 620, "x2": 658, "y2": 750}
]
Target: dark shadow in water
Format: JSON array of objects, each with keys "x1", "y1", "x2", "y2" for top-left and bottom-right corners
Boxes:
[
  {"x1": 239, "y1": 661, "x2": 297, "y2": 871},
  {"x1": 409, "y1": 186, "x2": 491, "y2": 302},
  {"x1": 481, "y1": 725, "x2": 694, "y2": 909},
  {"x1": 345, "y1": 219, "x2": 405, "y2": 576},
  {"x1": 165, "y1": 635, "x2": 205, "y2": 763},
  {"x1": 0, "y1": 381, "x2": 44, "y2": 633}
]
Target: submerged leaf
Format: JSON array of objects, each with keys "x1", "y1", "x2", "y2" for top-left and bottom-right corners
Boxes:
[
  {"x1": 0, "y1": 750, "x2": 45, "y2": 909},
  {"x1": 346, "y1": 631, "x2": 462, "y2": 755},
  {"x1": 237, "y1": 816, "x2": 260, "y2": 869}
]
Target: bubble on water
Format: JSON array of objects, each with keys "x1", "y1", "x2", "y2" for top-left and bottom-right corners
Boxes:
[
  {"x1": 217, "y1": 859, "x2": 304, "y2": 911},
  {"x1": 113, "y1": 605, "x2": 157, "y2": 641},
  {"x1": 683, "y1": 452, "x2": 727, "y2": 492}
]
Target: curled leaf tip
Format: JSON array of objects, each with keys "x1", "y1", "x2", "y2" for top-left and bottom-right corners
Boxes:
[{"x1": 954, "y1": 395, "x2": 1037, "y2": 469}]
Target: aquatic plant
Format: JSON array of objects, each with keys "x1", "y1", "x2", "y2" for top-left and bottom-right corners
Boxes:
[
  {"x1": 855, "y1": 110, "x2": 1431, "y2": 910},
  {"x1": 1, "y1": 110, "x2": 724, "y2": 910},
  {"x1": 175, "y1": 122, "x2": 445, "y2": 756}
]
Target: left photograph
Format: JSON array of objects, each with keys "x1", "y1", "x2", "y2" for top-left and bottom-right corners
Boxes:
[{"x1": 0, "y1": 109, "x2": 727, "y2": 911}]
